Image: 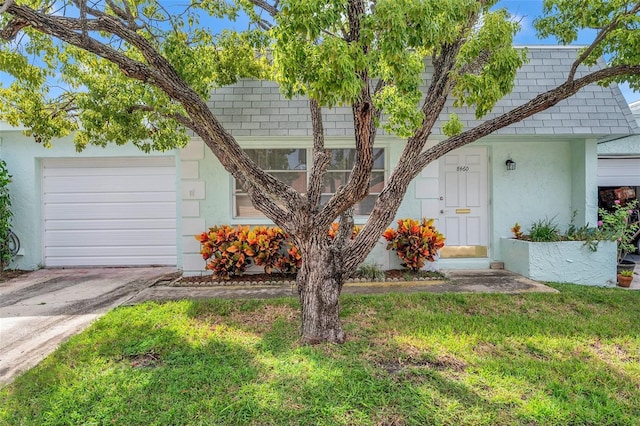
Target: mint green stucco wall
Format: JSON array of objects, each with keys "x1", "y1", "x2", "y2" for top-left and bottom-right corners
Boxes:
[
  {"x1": 186, "y1": 136, "x2": 593, "y2": 274},
  {"x1": 501, "y1": 238, "x2": 616, "y2": 286},
  {"x1": 571, "y1": 139, "x2": 599, "y2": 227},
  {"x1": 0, "y1": 130, "x2": 179, "y2": 270},
  {"x1": 484, "y1": 138, "x2": 590, "y2": 262},
  {"x1": 598, "y1": 135, "x2": 640, "y2": 155},
  {"x1": 184, "y1": 137, "x2": 416, "y2": 274},
  {"x1": 1, "y1": 128, "x2": 596, "y2": 275}
]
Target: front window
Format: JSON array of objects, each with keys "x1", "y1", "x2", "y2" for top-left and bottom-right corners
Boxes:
[{"x1": 233, "y1": 148, "x2": 385, "y2": 219}]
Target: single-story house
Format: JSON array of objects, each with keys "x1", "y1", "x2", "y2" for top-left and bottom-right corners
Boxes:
[{"x1": 1, "y1": 46, "x2": 638, "y2": 278}]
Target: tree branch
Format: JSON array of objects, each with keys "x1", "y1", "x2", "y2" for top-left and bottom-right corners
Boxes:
[
  {"x1": 126, "y1": 104, "x2": 196, "y2": 130},
  {"x1": 331, "y1": 206, "x2": 354, "y2": 282},
  {"x1": 315, "y1": 0, "x2": 378, "y2": 226},
  {"x1": 342, "y1": 9, "x2": 484, "y2": 273},
  {"x1": 417, "y1": 64, "x2": 640, "y2": 170},
  {"x1": 104, "y1": 0, "x2": 141, "y2": 30},
  {"x1": 568, "y1": 1, "x2": 640, "y2": 81},
  {"x1": 0, "y1": 0, "x2": 14, "y2": 14},
  {"x1": 246, "y1": 0, "x2": 279, "y2": 17},
  {"x1": 306, "y1": 99, "x2": 331, "y2": 212},
  {"x1": 3, "y1": 2, "x2": 301, "y2": 225},
  {"x1": 2, "y1": 4, "x2": 159, "y2": 83}
]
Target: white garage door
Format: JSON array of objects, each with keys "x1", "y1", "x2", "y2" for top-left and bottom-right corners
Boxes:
[
  {"x1": 598, "y1": 157, "x2": 640, "y2": 186},
  {"x1": 43, "y1": 157, "x2": 177, "y2": 267}
]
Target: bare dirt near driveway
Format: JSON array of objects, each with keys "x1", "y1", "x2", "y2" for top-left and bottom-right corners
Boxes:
[{"x1": 0, "y1": 270, "x2": 30, "y2": 284}]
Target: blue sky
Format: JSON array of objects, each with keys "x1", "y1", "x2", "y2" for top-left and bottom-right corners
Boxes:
[
  {"x1": 498, "y1": 0, "x2": 639, "y2": 103},
  {"x1": 2, "y1": 1, "x2": 638, "y2": 103}
]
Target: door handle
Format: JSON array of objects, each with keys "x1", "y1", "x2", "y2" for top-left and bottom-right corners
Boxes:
[{"x1": 440, "y1": 210, "x2": 445, "y2": 214}]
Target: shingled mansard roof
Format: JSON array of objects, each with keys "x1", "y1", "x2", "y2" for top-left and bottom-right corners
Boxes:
[{"x1": 207, "y1": 46, "x2": 639, "y2": 139}]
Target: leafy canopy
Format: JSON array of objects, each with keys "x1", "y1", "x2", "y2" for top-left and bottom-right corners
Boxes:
[
  {"x1": 272, "y1": 0, "x2": 525, "y2": 136},
  {"x1": 1, "y1": 0, "x2": 640, "y2": 150},
  {"x1": 1, "y1": 0, "x2": 269, "y2": 151},
  {"x1": 535, "y1": 0, "x2": 640, "y2": 90},
  {"x1": 1, "y1": 0, "x2": 526, "y2": 147}
]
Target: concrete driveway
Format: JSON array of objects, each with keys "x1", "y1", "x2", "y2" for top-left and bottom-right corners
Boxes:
[{"x1": 0, "y1": 267, "x2": 178, "y2": 386}]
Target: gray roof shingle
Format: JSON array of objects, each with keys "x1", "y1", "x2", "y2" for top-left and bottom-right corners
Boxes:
[{"x1": 207, "y1": 47, "x2": 639, "y2": 139}]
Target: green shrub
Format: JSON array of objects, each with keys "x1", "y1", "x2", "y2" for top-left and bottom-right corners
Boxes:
[
  {"x1": 529, "y1": 217, "x2": 561, "y2": 242},
  {"x1": 0, "y1": 160, "x2": 13, "y2": 270},
  {"x1": 599, "y1": 199, "x2": 639, "y2": 263},
  {"x1": 357, "y1": 262, "x2": 385, "y2": 281}
]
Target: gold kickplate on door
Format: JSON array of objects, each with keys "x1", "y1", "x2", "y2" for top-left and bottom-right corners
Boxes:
[
  {"x1": 440, "y1": 245, "x2": 488, "y2": 258},
  {"x1": 455, "y1": 208, "x2": 471, "y2": 214}
]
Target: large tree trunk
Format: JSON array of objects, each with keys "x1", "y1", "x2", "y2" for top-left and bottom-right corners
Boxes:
[{"x1": 295, "y1": 235, "x2": 346, "y2": 344}]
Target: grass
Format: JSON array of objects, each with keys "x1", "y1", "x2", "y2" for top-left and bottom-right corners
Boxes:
[{"x1": 1, "y1": 284, "x2": 639, "y2": 425}]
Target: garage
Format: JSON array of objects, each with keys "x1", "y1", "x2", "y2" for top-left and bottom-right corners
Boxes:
[
  {"x1": 597, "y1": 157, "x2": 640, "y2": 187},
  {"x1": 42, "y1": 157, "x2": 177, "y2": 267},
  {"x1": 597, "y1": 157, "x2": 640, "y2": 255}
]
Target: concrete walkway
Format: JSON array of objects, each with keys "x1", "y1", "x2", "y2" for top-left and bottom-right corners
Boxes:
[
  {"x1": 0, "y1": 267, "x2": 179, "y2": 386},
  {"x1": 624, "y1": 254, "x2": 640, "y2": 289},
  {"x1": 128, "y1": 269, "x2": 558, "y2": 304}
]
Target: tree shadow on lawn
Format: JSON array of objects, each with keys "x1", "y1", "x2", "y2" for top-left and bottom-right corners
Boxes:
[{"x1": 2, "y1": 290, "x2": 640, "y2": 425}]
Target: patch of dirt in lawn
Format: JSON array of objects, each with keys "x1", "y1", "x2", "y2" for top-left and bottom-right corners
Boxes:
[
  {"x1": 126, "y1": 351, "x2": 162, "y2": 369},
  {"x1": 379, "y1": 354, "x2": 468, "y2": 375},
  {"x1": 228, "y1": 304, "x2": 299, "y2": 330},
  {"x1": 172, "y1": 269, "x2": 445, "y2": 287}
]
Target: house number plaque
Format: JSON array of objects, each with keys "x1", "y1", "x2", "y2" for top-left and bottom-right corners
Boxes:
[{"x1": 456, "y1": 166, "x2": 470, "y2": 172}]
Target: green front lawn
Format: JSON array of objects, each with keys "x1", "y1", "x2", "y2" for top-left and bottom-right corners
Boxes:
[{"x1": 2, "y1": 284, "x2": 639, "y2": 425}]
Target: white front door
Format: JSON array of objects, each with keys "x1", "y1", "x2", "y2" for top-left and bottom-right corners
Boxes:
[{"x1": 438, "y1": 147, "x2": 489, "y2": 258}]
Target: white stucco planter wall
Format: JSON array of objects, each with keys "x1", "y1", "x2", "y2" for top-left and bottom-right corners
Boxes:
[{"x1": 500, "y1": 238, "x2": 616, "y2": 286}]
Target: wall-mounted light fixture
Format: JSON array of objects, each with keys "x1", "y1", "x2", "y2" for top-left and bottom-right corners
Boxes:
[{"x1": 505, "y1": 159, "x2": 516, "y2": 171}]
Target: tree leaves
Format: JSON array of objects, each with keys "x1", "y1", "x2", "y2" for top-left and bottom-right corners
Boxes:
[
  {"x1": 534, "y1": 0, "x2": 640, "y2": 90},
  {"x1": 0, "y1": 0, "x2": 268, "y2": 150},
  {"x1": 451, "y1": 8, "x2": 525, "y2": 119}
]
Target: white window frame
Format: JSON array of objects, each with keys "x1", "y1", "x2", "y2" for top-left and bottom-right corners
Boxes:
[{"x1": 231, "y1": 146, "x2": 386, "y2": 224}]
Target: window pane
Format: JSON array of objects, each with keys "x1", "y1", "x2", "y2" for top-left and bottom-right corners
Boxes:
[
  {"x1": 328, "y1": 149, "x2": 356, "y2": 170},
  {"x1": 326, "y1": 148, "x2": 385, "y2": 170},
  {"x1": 322, "y1": 172, "x2": 350, "y2": 193},
  {"x1": 270, "y1": 171, "x2": 307, "y2": 192},
  {"x1": 319, "y1": 194, "x2": 378, "y2": 215},
  {"x1": 235, "y1": 195, "x2": 264, "y2": 218},
  {"x1": 354, "y1": 195, "x2": 378, "y2": 215},
  {"x1": 372, "y1": 148, "x2": 385, "y2": 169},
  {"x1": 322, "y1": 171, "x2": 384, "y2": 194},
  {"x1": 369, "y1": 171, "x2": 385, "y2": 193},
  {"x1": 246, "y1": 149, "x2": 307, "y2": 170},
  {"x1": 234, "y1": 148, "x2": 384, "y2": 218}
]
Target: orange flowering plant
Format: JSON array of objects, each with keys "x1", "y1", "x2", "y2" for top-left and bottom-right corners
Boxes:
[
  {"x1": 196, "y1": 225, "x2": 253, "y2": 279},
  {"x1": 245, "y1": 226, "x2": 289, "y2": 274},
  {"x1": 197, "y1": 224, "x2": 303, "y2": 278},
  {"x1": 383, "y1": 218, "x2": 446, "y2": 271},
  {"x1": 327, "y1": 222, "x2": 362, "y2": 240}
]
